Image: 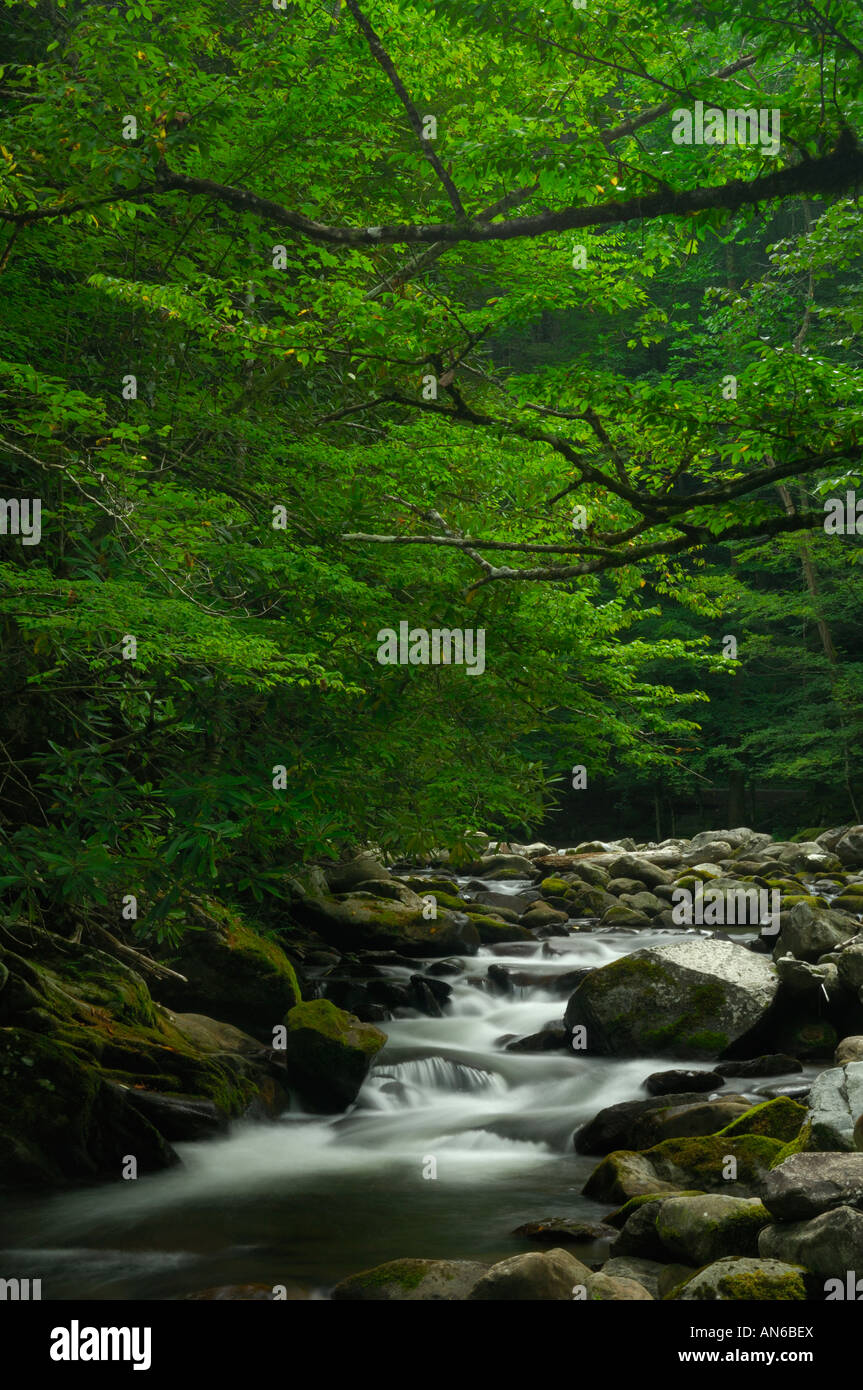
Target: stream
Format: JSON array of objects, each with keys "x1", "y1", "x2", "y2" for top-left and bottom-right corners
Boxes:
[{"x1": 0, "y1": 876, "x2": 818, "y2": 1300}]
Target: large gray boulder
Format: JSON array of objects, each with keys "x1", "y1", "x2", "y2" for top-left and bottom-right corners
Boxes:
[
  {"x1": 835, "y1": 827, "x2": 863, "y2": 869},
  {"x1": 467, "y1": 1248, "x2": 590, "y2": 1300},
  {"x1": 574, "y1": 1091, "x2": 726, "y2": 1155},
  {"x1": 805, "y1": 1062, "x2": 863, "y2": 1150},
  {"x1": 773, "y1": 902, "x2": 857, "y2": 962},
  {"x1": 758, "y1": 1206, "x2": 863, "y2": 1279},
  {"x1": 656, "y1": 1195, "x2": 772, "y2": 1265},
  {"x1": 761, "y1": 1152, "x2": 863, "y2": 1220},
  {"x1": 565, "y1": 939, "x2": 778, "y2": 1059},
  {"x1": 605, "y1": 854, "x2": 673, "y2": 888}
]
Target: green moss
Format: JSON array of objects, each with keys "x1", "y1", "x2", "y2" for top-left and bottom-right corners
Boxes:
[
  {"x1": 285, "y1": 998, "x2": 384, "y2": 1055},
  {"x1": 467, "y1": 915, "x2": 533, "y2": 943},
  {"x1": 648, "y1": 1134, "x2": 784, "y2": 1186},
  {"x1": 343, "y1": 1259, "x2": 432, "y2": 1293},
  {"x1": 719, "y1": 1097, "x2": 806, "y2": 1143},
  {"x1": 606, "y1": 1190, "x2": 704, "y2": 1228},
  {"x1": 769, "y1": 1121, "x2": 813, "y2": 1166},
  {"x1": 539, "y1": 876, "x2": 573, "y2": 897},
  {"x1": 717, "y1": 1268, "x2": 806, "y2": 1300}
]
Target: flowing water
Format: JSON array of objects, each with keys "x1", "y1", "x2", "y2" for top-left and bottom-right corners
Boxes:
[{"x1": 0, "y1": 877, "x2": 817, "y2": 1300}]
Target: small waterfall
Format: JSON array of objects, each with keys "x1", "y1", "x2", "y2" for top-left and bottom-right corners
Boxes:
[{"x1": 373, "y1": 1056, "x2": 506, "y2": 1096}]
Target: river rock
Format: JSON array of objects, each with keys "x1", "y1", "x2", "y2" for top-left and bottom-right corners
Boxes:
[
  {"x1": 583, "y1": 1272, "x2": 653, "y2": 1300},
  {"x1": 668, "y1": 1257, "x2": 808, "y2": 1300},
  {"x1": 805, "y1": 1061, "x2": 863, "y2": 1150},
  {"x1": 656, "y1": 1195, "x2": 772, "y2": 1264},
  {"x1": 644, "y1": 1068, "x2": 724, "y2": 1095},
  {"x1": 281, "y1": 999, "x2": 386, "y2": 1111},
  {"x1": 512, "y1": 1218, "x2": 616, "y2": 1243},
  {"x1": 467, "y1": 1247, "x2": 591, "y2": 1300},
  {"x1": 835, "y1": 1035, "x2": 863, "y2": 1063},
  {"x1": 715, "y1": 1054, "x2": 803, "y2": 1078},
  {"x1": 332, "y1": 1258, "x2": 489, "y2": 1300},
  {"x1": 600, "y1": 1257, "x2": 692, "y2": 1299},
  {"x1": 574, "y1": 1091, "x2": 719, "y2": 1155},
  {"x1": 478, "y1": 854, "x2": 536, "y2": 878},
  {"x1": 565, "y1": 939, "x2": 778, "y2": 1059},
  {"x1": 835, "y1": 827, "x2": 863, "y2": 868},
  {"x1": 584, "y1": 1134, "x2": 783, "y2": 1203},
  {"x1": 606, "y1": 854, "x2": 673, "y2": 888},
  {"x1": 505, "y1": 1025, "x2": 568, "y2": 1053},
  {"x1": 324, "y1": 854, "x2": 391, "y2": 892},
  {"x1": 521, "y1": 903, "x2": 569, "y2": 930},
  {"x1": 611, "y1": 1198, "x2": 671, "y2": 1259},
  {"x1": 761, "y1": 1152, "x2": 863, "y2": 1219},
  {"x1": 758, "y1": 1205, "x2": 863, "y2": 1279},
  {"x1": 154, "y1": 901, "x2": 302, "y2": 1038},
  {"x1": 297, "y1": 893, "x2": 480, "y2": 957},
  {"x1": 773, "y1": 902, "x2": 857, "y2": 962},
  {"x1": 631, "y1": 1099, "x2": 753, "y2": 1147}
]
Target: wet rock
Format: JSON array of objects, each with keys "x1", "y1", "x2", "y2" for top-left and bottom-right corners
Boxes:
[
  {"x1": 512, "y1": 1218, "x2": 616, "y2": 1243},
  {"x1": 574, "y1": 1091, "x2": 720, "y2": 1155},
  {"x1": 631, "y1": 1099, "x2": 753, "y2": 1147},
  {"x1": 600, "y1": 905, "x2": 652, "y2": 928},
  {"x1": 584, "y1": 1134, "x2": 783, "y2": 1203},
  {"x1": 606, "y1": 855, "x2": 673, "y2": 888},
  {"x1": 772, "y1": 902, "x2": 857, "y2": 962},
  {"x1": 761, "y1": 1152, "x2": 863, "y2": 1220},
  {"x1": 324, "y1": 854, "x2": 391, "y2": 892},
  {"x1": 467, "y1": 1248, "x2": 590, "y2": 1300},
  {"x1": 281, "y1": 1000, "x2": 386, "y2": 1112},
  {"x1": 758, "y1": 1205, "x2": 863, "y2": 1279},
  {"x1": 332, "y1": 1258, "x2": 489, "y2": 1301},
  {"x1": 505, "y1": 1026, "x2": 568, "y2": 1053},
  {"x1": 565, "y1": 939, "x2": 778, "y2": 1059},
  {"x1": 611, "y1": 1197, "x2": 670, "y2": 1259},
  {"x1": 656, "y1": 1195, "x2": 772, "y2": 1264},
  {"x1": 113, "y1": 1085, "x2": 227, "y2": 1142},
  {"x1": 296, "y1": 894, "x2": 480, "y2": 958},
  {"x1": 601, "y1": 1257, "x2": 692, "y2": 1299},
  {"x1": 834, "y1": 827, "x2": 863, "y2": 869},
  {"x1": 478, "y1": 854, "x2": 536, "y2": 878},
  {"x1": 154, "y1": 901, "x2": 301, "y2": 1038},
  {"x1": 715, "y1": 1054, "x2": 803, "y2": 1078},
  {"x1": 425, "y1": 959, "x2": 464, "y2": 979},
  {"x1": 835, "y1": 1035, "x2": 863, "y2": 1064},
  {"x1": 644, "y1": 1068, "x2": 724, "y2": 1096},
  {"x1": 805, "y1": 1061, "x2": 863, "y2": 1150},
  {"x1": 584, "y1": 1272, "x2": 653, "y2": 1300},
  {"x1": 668, "y1": 1256, "x2": 808, "y2": 1300},
  {"x1": 521, "y1": 903, "x2": 569, "y2": 930},
  {"x1": 0, "y1": 1028, "x2": 180, "y2": 1187}
]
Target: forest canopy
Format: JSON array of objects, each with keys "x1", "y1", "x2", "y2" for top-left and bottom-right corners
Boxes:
[{"x1": 2, "y1": 0, "x2": 863, "y2": 939}]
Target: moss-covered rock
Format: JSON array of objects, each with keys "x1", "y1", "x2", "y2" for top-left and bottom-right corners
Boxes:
[
  {"x1": 667, "y1": 1257, "x2": 808, "y2": 1301},
  {"x1": 332, "y1": 1258, "x2": 488, "y2": 1301},
  {"x1": 656, "y1": 1195, "x2": 773, "y2": 1264},
  {"x1": 155, "y1": 900, "x2": 301, "y2": 1038},
  {"x1": 718, "y1": 1096, "x2": 806, "y2": 1144},
  {"x1": 539, "y1": 876, "x2": 574, "y2": 898},
  {"x1": 565, "y1": 939, "x2": 778, "y2": 1059},
  {"x1": 585, "y1": 1134, "x2": 783, "y2": 1202},
  {"x1": 295, "y1": 893, "x2": 480, "y2": 958},
  {"x1": 0, "y1": 936, "x2": 288, "y2": 1187},
  {"x1": 0, "y1": 1026, "x2": 179, "y2": 1187},
  {"x1": 282, "y1": 999, "x2": 385, "y2": 1111}
]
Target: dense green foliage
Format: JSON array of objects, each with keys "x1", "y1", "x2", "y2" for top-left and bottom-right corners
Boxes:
[{"x1": 2, "y1": 0, "x2": 862, "y2": 934}]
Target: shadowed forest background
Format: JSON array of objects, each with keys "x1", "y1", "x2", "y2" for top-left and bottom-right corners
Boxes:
[{"x1": 2, "y1": 0, "x2": 863, "y2": 936}]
